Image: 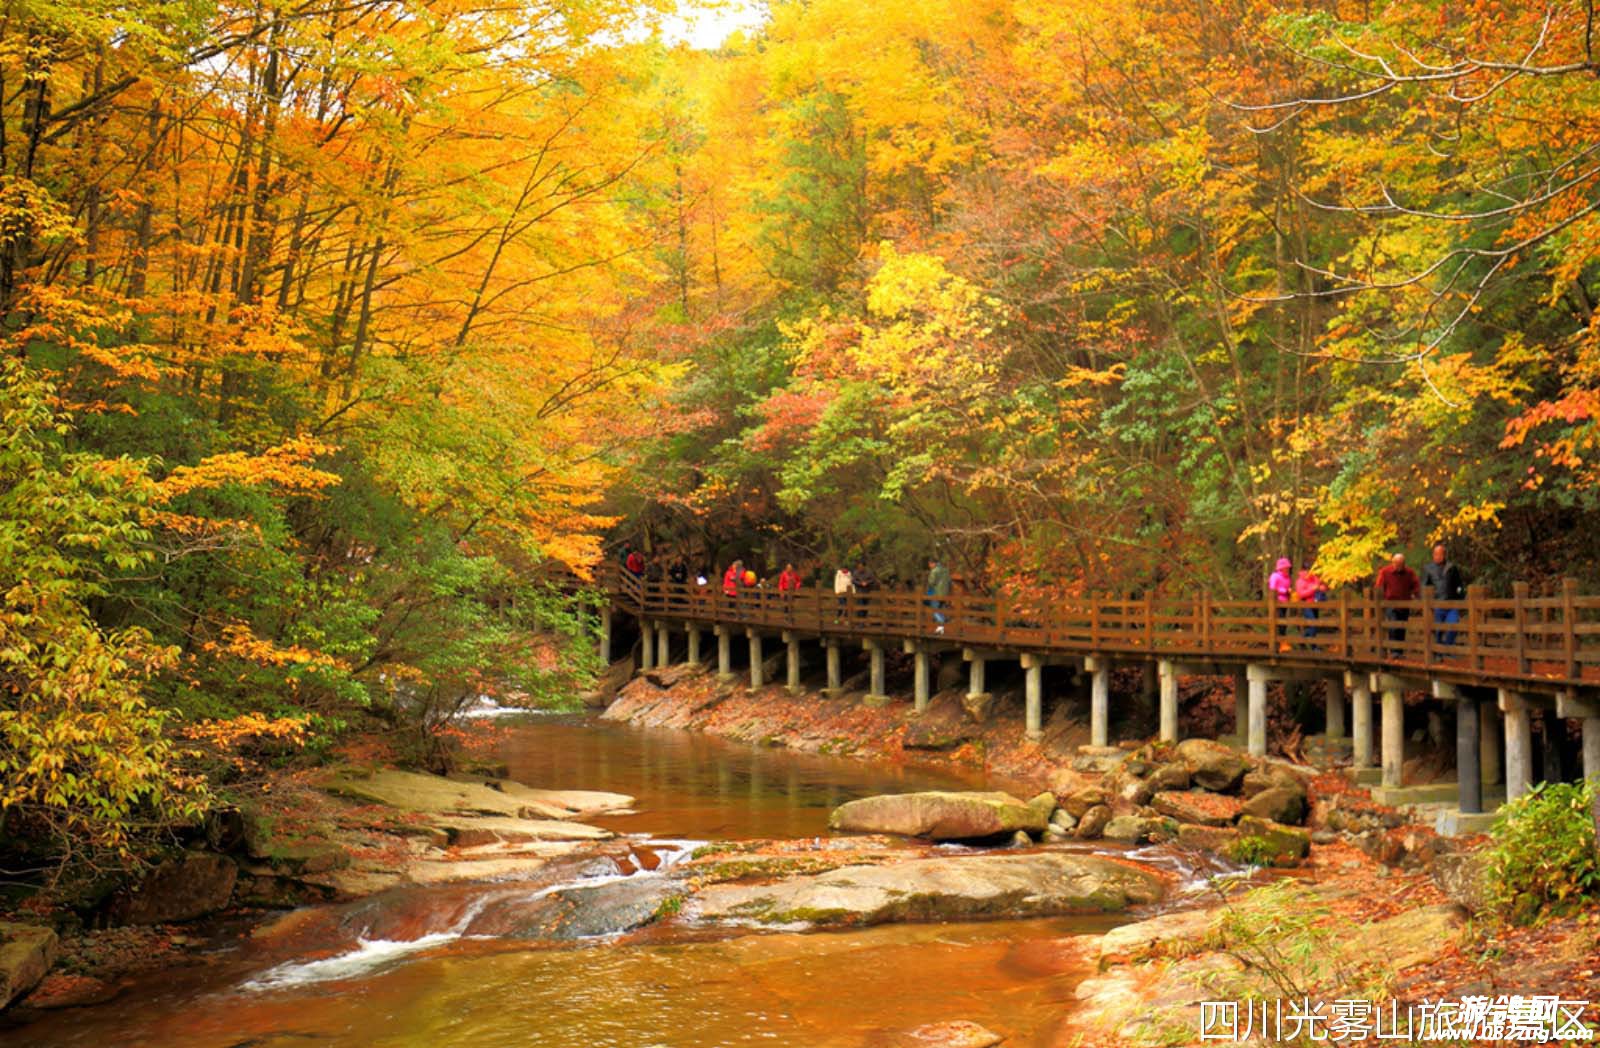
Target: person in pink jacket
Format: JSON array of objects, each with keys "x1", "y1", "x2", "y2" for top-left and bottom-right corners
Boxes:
[{"x1": 1268, "y1": 557, "x2": 1293, "y2": 645}]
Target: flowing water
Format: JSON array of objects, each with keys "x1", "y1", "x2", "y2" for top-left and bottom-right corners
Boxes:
[{"x1": 7, "y1": 714, "x2": 1217, "y2": 1048}]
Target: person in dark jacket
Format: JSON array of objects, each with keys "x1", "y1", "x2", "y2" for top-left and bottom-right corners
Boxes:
[
  {"x1": 1422, "y1": 543, "x2": 1466, "y2": 645},
  {"x1": 1374, "y1": 553, "x2": 1421, "y2": 654}
]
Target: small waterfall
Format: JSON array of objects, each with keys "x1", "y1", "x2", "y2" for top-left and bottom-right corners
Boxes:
[{"x1": 241, "y1": 838, "x2": 701, "y2": 991}]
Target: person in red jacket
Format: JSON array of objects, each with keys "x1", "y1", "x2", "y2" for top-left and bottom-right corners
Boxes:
[
  {"x1": 1374, "y1": 553, "x2": 1421, "y2": 654},
  {"x1": 624, "y1": 547, "x2": 645, "y2": 577},
  {"x1": 777, "y1": 562, "x2": 801, "y2": 620},
  {"x1": 722, "y1": 560, "x2": 744, "y2": 598}
]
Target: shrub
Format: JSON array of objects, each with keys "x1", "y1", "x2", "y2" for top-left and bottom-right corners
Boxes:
[{"x1": 1484, "y1": 777, "x2": 1599, "y2": 924}]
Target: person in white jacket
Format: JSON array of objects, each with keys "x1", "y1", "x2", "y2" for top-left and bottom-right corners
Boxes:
[{"x1": 833, "y1": 566, "x2": 854, "y2": 622}]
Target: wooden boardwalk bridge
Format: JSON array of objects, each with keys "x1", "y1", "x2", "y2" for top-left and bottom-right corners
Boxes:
[{"x1": 599, "y1": 570, "x2": 1600, "y2": 832}]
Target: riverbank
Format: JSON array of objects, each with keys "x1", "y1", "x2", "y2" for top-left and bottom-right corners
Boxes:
[{"x1": 3, "y1": 763, "x2": 635, "y2": 1014}]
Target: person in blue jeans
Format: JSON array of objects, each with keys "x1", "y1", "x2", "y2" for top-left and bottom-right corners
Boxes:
[
  {"x1": 925, "y1": 558, "x2": 952, "y2": 633},
  {"x1": 1422, "y1": 543, "x2": 1466, "y2": 645}
]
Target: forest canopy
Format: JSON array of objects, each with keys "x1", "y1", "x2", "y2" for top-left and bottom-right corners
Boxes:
[{"x1": 4, "y1": 0, "x2": 1600, "y2": 861}]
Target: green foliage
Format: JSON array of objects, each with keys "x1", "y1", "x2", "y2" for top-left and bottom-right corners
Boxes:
[
  {"x1": 1484, "y1": 778, "x2": 1600, "y2": 924},
  {"x1": 0, "y1": 362, "x2": 203, "y2": 870},
  {"x1": 1223, "y1": 836, "x2": 1274, "y2": 867},
  {"x1": 1204, "y1": 881, "x2": 1369, "y2": 1003}
]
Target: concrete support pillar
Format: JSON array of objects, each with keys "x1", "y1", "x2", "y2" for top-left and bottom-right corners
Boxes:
[
  {"x1": 1022, "y1": 655, "x2": 1043, "y2": 740},
  {"x1": 1500, "y1": 690, "x2": 1533, "y2": 804},
  {"x1": 1232, "y1": 669, "x2": 1249, "y2": 739},
  {"x1": 785, "y1": 633, "x2": 801, "y2": 693},
  {"x1": 968, "y1": 654, "x2": 987, "y2": 698},
  {"x1": 867, "y1": 642, "x2": 886, "y2": 702},
  {"x1": 913, "y1": 649, "x2": 931, "y2": 714},
  {"x1": 687, "y1": 626, "x2": 701, "y2": 666},
  {"x1": 598, "y1": 605, "x2": 612, "y2": 663},
  {"x1": 1156, "y1": 659, "x2": 1178, "y2": 743},
  {"x1": 656, "y1": 622, "x2": 670, "y2": 668},
  {"x1": 748, "y1": 630, "x2": 764, "y2": 689},
  {"x1": 1324, "y1": 677, "x2": 1345, "y2": 739},
  {"x1": 1381, "y1": 686, "x2": 1404, "y2": 789},
  {"x1": 1349, "y1": 673, "x2": 1373, "y2": 769},
  {"x1": 1439, "y1": 681, "x2": 1480, "y2": 815},
  {"x1": 826, "y1": 640, "x2": 842, "y2": 695},
  {"x1": 716, "y1": 626, "x2": 732, "y2": 680},
  {"x1": 1087, "y1": 656, "x2": 1109, "y2": 748},
  {"x1": 1245, "y1": 664, "x2": 1269, "y2": 758},
  {"x1": 1556, "y1": 691, "x2": 1600, "y2": 784},
  {"x1": 1541, "y1": 707, "x2": 1567, "y2": 784},
  {"x1": 1479, "y1": 702, "x2": 1501, "y2": 785},
  {"x1": 1584, "y1": 718, "x2": 1600, "y2": 783},
  {"x1": 640, "y1": 619, "x2": 656, "y2": 671}
]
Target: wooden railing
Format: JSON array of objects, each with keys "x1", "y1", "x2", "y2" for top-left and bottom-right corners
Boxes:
[{"x1": 603, "y1": 570, "x2": 1600, "y2": 690}]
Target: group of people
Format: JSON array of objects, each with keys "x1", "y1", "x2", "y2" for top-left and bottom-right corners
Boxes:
[
  {"x1": 619, "y1": 545, "x2": 955, "y2": 629},
  {"x1": 1268, "y1": 543, "x2": 1467, "y2": 652}
]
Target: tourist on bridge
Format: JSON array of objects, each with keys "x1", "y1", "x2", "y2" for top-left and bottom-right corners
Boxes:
[
  {"x1": 722, "y1": 559, "x2": 745, "y2": 599},
  {"x1": 1374, "y1": 552, "x2": 1421, "y2": 654},
  {"x1": 926, "y1": 558, "x2": 952, "y2": 633},
  {"x1": 1268, "y1": 557, "x2": 1293, "y2": 646},
  {"x1": 778, "y1": 562, "x2": 802, "y2": 592},
  {"x1": 668, "y1": 558, "x2": 687, "y2": 586},
  {"x1": 624, "y1": 545, "x2": 645, "y2": 578},
  {"x1": 1423, "y1": 543, "x2": 1467, "y2": 645},
  {"x1": 833, "y1": 565, "x2": 854, "y2": 622},
  {"x1": 853, "y1": 561, "x2": 878, "y2": 621},
  {"x1": 1294, "y1": 565, "x2": 1328, "y2": 638}
]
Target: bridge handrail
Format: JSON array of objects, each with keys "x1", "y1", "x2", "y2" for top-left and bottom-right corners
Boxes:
[{"x1": 599, "y1": 570, "x2": 1598, "y2": 689}]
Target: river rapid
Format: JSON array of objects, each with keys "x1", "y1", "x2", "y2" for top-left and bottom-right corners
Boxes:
[{"x1": 9, "y1": 715, "x2": 1214, "y2": 1048}]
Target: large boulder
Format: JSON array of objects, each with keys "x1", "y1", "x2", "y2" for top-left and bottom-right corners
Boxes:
[
  {"x1": 1240, "y1": 786, "x2": 1307, "y2": 826},
  {"x1": 0, "y1": 923, "x2": 57, "y2": 1010},
  {"x1": 693, "y1": 852, "x2": 1165, "y2": 926},
  {"x1": 1430, "y1": 851, "x2": 1491, "y2": 915},
  {"x1": 107, "y1": 852, "x2": 237, "y2": 925},
  {"x1": 1061, "y1": 785, "x2": 1109, "y2": 819},
  {"x1": 1232, "y1": 816, "x2": 1310, "y2": 864},
  {"x1": 828, "y1": 791, "x2": 1047, "y2": 840},
  {"x1": 1176, "y1": 739, "x2": 1249, "y2": 793},
  {"x1": 1147, "y1": 763, "x2": 1192, "y2": 791},
  {"x1": 1152, "y1": 790, "x2": 1243, "y2": 827},
  {"x1": 1076, "y1": 804, "x2": 1114, "y2": 840},
  {"x1": 1240, "y1": 766, "x2": 1302, "y2": 799},
  {"x1": 1103, "y1": 816, "x2": 1173, "y2": 845},
  {"x1": 1176, "y1": 824, "x2": 1241, "y2": 853}
]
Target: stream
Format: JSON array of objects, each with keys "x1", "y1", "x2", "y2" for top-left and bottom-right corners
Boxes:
[{"x1": 9, "y1": 714, "x2": 1221, "y2": 1048}]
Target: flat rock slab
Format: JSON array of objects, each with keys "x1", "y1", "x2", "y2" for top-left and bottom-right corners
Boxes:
[
  {"x1": 450, "y1": 776, "x2": 635, "y2": 820},
  {"x1": 330, "y1": 770, "x2": 529, "y2": 818},
  {"x1": 829, "y1": 790, "x2": 1048, "y2": 840},
  {"x1": 1097, "y1": 908, "x2": 1216, "y2": 967},
  {"x1": 496, "y1": 783, "x2": 635, "y2": 817},
  {"x1": 407, "y1": 844, "x2": 579, "y2": 885},
  {"x1": 693, "y1": 852, "x2": 1164, "y2": 926},
  {"x1": 431, "y1": 814, "x2": 612, "y2": 847}
]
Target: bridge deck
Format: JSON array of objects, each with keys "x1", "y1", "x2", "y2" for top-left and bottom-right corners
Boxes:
[{"x1": 607, "y1": 573, "x2": 1600, "y2": 694}]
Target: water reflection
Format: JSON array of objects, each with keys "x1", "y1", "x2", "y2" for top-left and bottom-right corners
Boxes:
[{"x1": 492, "y1": 715, "x2": 1016, "y2": 841}]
